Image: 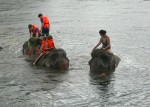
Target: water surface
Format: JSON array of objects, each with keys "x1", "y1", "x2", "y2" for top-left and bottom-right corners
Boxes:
[{"x1": 0, "y1": 0, "x2": 150, "y2": 106}]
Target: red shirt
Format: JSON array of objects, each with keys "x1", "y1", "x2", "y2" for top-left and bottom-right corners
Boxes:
[{"x1": 46, "y1": 39, "x2": 55, "y2": 49}]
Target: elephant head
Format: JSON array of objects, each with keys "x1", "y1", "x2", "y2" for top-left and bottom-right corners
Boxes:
[
  {"x1": 48, "y1": 49, "x2": 69, "y2": 70},
  {"x1": 39, "y1": 49, "x2": 69, "y2": 70},
  {"x1": 89, "y1": 49, "x2": 120, "y2": 75}
]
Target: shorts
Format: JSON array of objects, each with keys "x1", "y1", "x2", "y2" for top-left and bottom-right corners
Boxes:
[{"x1": 42, "y1": 28, "x2": 49, "y2": 36}]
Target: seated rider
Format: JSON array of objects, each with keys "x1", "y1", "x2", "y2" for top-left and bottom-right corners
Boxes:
[
  {"x1": 46, "y1": 35, "x2": 55, "y2": 51},
  {"x1": 93, "y1": 30, "x2": 112, "y2": 53},
  {"x1": 33, "y1": 37, "x2": 48, "y2": 65},
  {"x1": 28, "y1": 24, "x2": 41, "y2": 57},
  {"x1": 40, "y1": 37, "x2": 48, "y2": 53}
]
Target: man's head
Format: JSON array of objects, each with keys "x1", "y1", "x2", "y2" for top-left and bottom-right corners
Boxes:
[
  {"x1": 47, "y1": 36, "x2": 53, "y2": 40},
  {"x1": 38, "y1": 13, "x2": 43, "y2": 18},
  {"x1": 28, "y1": 24, "x2": 33, "y2": 30}
]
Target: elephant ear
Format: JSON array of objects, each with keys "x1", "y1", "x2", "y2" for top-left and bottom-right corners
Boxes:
[
  {"x1": 22, "y1": 41, "x2": 28, "y2": 54},
  {"x1": 114, "y1": 55, "x2": 121, "y2": 68}
]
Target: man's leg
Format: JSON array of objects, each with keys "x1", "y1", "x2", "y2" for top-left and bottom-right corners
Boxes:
[
  {"x1": 46, "y1": 29, "x2": 49, "y2": 36},
  {"x1": 33, "y1": 53, "x2": 44, "y2": 65},
  {"x1": 28, "y1": 48, "x2": 33, "y2": 57},
  {"x1": 42, "y1": 28, "x2": 45, "y2": 37}
]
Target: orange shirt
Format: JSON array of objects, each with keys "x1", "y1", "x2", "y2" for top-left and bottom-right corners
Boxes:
[
  {"x1": 41, "y1": 41, "x2": 47, "y2": 52},
  {"x1": 46, "y1": 39, "x2": 55, "y2": 49},
  {"x1": 41, "y1": 16, "x2": 50, "y2": 28},
  {"x1": 31, "y1": 24, "x2": 41, "y2": 35}
]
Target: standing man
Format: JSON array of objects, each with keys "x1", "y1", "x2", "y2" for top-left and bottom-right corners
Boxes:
[
  {"x1": 28, "y1": 24, "x2": 41, "y2": 57},
  {"x1": 28, "y1": 24, "x2": 41, "y2": 38},
  {"x1": 38, "y1": 13, "x2": 50, "y2": 37}
]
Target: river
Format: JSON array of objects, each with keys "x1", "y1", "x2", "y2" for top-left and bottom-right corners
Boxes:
[{"x1": 0, "y1": 0, "x2": 150, "y2": 107}]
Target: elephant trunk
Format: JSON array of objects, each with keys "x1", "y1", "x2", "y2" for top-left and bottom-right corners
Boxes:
[{"x1": 58, "y1": 59, "x2": 69, "y2": 70}]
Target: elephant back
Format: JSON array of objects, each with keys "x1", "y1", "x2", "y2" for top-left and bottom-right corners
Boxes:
[{"x1": 91, "y1": 49, "x2": 113, "y2": 60}]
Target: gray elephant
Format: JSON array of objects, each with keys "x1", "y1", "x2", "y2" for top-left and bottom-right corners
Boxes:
[
  {"x1": 0, "y1": 47, "x2": 3, "y2": 51},
  {"x1": 89, "y1": 49, "x2": 120, "y2": 75},
  {"x1": 22, "y1": 40, "x2": 69, "y2": 70}
]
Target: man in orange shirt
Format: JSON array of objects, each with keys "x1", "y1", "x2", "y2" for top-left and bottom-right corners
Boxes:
[
  {"x1": 33, "y1": 37, "x2": 48, "y2": 65},
  {"x1": 46, "y1": 36, "x2": 55, "y2": 51},
  {"x1": 28, "y1": 24, "x2": 41, "y2": 57},
  {"x1": 38, "y1": 13, "x2": 50, "y2": 37}
]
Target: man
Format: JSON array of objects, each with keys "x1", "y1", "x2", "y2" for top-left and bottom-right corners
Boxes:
[
  {"x1": 33, "y1": 37, "x2": 48, "y2": 65},
  {"x1": 28, "y1": 24, "x2": 41, "y2": 38},
  {"x1": 38, "y1": 13, "x2": 50, "y2": 36},
  {"x1": 33, "y1": 36, "x2": 56, "y2": 65},
  {"x1": 28, "y1": 24, "x2": 41, "y2": 57},
  {"x1": 46, "y1": 36, "x2": 55, "y2": 50}
]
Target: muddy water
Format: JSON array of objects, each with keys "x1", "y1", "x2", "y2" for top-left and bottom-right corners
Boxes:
[{"x1": 0, "y1": 0, "x2": 150, "y2": 106}]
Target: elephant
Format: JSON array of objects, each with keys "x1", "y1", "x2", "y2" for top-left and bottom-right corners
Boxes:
[
  {"x1": 89, "y1": 49, "x2": 120, "y2": 76},
  {"x1": 0, "y1": 47, "x2": 3, "y2": 51},
  {"x1": 22, "y1": 40, "x2": 69, "y2": 70}
]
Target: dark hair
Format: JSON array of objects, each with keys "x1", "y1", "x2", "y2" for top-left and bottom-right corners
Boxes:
[
  {"x1": 43, "y1": 37, "x2": 47, "y2": 40},
  {"x1": 38, "y1": 13, "x2": 43, "y2": 17},
  {"x1": 99, "y1": 30, "x2": 107, "y2": 35},
  {"x1": 47, "y1": 36, "x2": 53, "y2": 40},
  {"x1": 28, "y1": 24, "x2": 32, "y2": 28}
]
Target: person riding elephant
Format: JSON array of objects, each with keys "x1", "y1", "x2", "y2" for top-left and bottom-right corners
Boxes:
[
  {"x1": 46, "y1": 36, "x2": 55, "y2": 50},
  {"x1": 93, "y1": 30, "x2": 112, "y2": 53},
  {"x1": 28, "y1": 24, "x2": 41, "y2": 57},
  {"x1": 90, "y1": 29, "x2": 120, "y2": 76},
  {"x1": 33, "y1": 37, "x2": 49, "y2": 65}
]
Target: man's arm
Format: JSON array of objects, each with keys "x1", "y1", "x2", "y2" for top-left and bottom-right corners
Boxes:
[
  {"x1": 35, "y1": 28, "x2": 39, "y2": 38},
  {"x1": 29, "y1": 30, "x2": 32, "y2": 38},
  {"x1": 93, "y1": 38, "x2": 102, "y2": 50}
]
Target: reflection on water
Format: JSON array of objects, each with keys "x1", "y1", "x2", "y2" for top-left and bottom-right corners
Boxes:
[{"x1": 0, "y1": 0, "x2": 150, "y2": 106}]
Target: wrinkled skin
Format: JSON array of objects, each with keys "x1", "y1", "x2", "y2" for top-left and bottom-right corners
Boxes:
[
  {"x1": 89, "y1": 49, "x2": 120, "y2": 75},
  {"x1": 23, "y1": 41, "x2": 69, "y2": 70}
]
